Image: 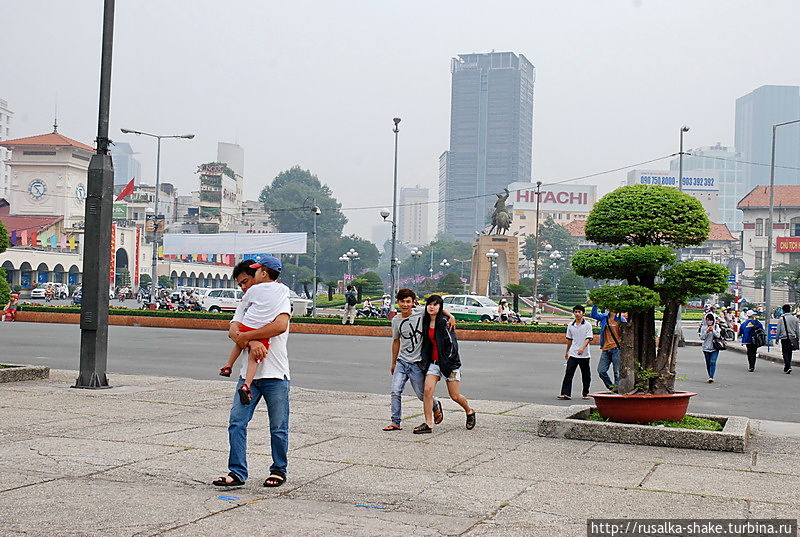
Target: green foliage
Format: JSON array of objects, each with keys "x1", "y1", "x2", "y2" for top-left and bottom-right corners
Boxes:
[
  {"x1": 117, "y1": 268, "x2": 131, "y2": 287},
  {"x1": 585, "y1": 185, "x2": 710, "y2": 248},
  {"x1": 157, "y1": 275, "x2": 172, "y2": 288},
  {"x1": 439, "y1": 272, "x2": 465, "y2": 294},
  {"x1": 752, "y1": 263, "x2": 800, "y2": 295},
  {"x1": 634, "y1": 365, "x2": 660, "y2": 393},
  {"x1": 657, "y1": 260, "x2": 730, "y2": 303},
  {"x1": 0, "y1": 219, "x2": 8, "y2": 254},
  {"x1": 556, "y1": 271, "x2": 587, "y2": 305},
  {"x1": 587, "y1": 411, "x2": 722, "y2": 431},
  {"x1": 0, "y1": 268, "x2": 10, "y2": 307},
  {"x1": 317, "y1": 235, "x2": 380, "y2": 280},
  {"x1": 523, "y1": 217, "x2": 578, "y2": 260},
  {"x1": 572, "y1": 246, "x2": 676, "y2": 284},
  {"x1": 589, "y1": 285, "x2": 660, "y2": 313},
  {"x1": 505, "y1": 283, "x2": 530, "y2": 297},
  {"x1": 139, "y1": 274, "x2": 152, "y2": 287},
  {"x1": 258, "y1": 166, "x2": 347, "y2": 240},
  {"x1": 359, "y1": 271, "x2": 384, "y2": 296},
  {"x1": 537, "y1": 276, "x2": 555, "y2": 299}
]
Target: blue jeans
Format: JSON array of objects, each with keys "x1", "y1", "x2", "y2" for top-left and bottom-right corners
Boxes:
[
  {"x1": 228, "y1": 376, "x2": 290, "y2": 482},
  {"x1": 597, "y1": 347, "x2": 621, "y2": 389},
  {"x1": 703, "y1": 350, "x2": 719, "y2": 379},
  {"x1": 390, "y1": 360, "x2": 439, "y2": 426}
]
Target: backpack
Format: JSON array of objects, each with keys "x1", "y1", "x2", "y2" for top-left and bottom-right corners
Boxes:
[
  {"x1": 751, "y1": 326, "x2": 767, "y2": 348},
  {"x1": 346, "y1": 292, "x2": 358, "y2": 306}
]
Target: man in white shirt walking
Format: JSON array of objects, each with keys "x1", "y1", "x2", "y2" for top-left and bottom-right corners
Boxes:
[
  {"x1": 213, "y1": 257, "x2": 292, "y2": 489},
  {"x1": 558, "y1": 304, "x2": 594, "y2": 400}
]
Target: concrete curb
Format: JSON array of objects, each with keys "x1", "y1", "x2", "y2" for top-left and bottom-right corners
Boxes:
[
  {"x1": 724, "y1": 341, "x2": 800, "y2": 366},
  {"x1": 537, "y1": 405, "x2": 749, "y2": 452},
  {"x1": 0, "y1": 363, "x2": 50, "y2": 383}
]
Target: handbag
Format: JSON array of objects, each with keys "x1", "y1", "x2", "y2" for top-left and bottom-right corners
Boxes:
[
  {"x1": 784, "y1": 316, "x2": 800, "y2": 351},
  {"x1": 712, "y1": 337, "x2": 727, "y2": 351}
]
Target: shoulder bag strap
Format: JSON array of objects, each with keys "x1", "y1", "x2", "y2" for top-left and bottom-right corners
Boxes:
[{"x1": 606, "y1": 317, "x2": 622, "y2": 348}]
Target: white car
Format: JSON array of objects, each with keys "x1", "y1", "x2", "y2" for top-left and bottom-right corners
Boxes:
[
  {"x1": 31, "y1": 283, "x2": 69, "y2": 300},
  {"x1": 288, "y1": 290, "x2": 313, "y2": 317},
  {"x1": 30, "y1": 287, "x2": 48, "y2": 299},
  {"x1": 442, "y1": 294, "x2": 499, "y2": 322},
  {"x1": 201, "y1": 289, "x2": 244, "y2": 313}
]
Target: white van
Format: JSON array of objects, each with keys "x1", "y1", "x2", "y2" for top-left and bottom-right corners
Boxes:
[
  {"x1": 442, "y1": 295, "x2": 499, "y2": 322},
  {"x1": 201, "y1": 288, "x2": 244, "y2": 312}
]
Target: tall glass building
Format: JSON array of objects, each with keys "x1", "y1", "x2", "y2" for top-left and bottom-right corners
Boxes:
[
  {"x1": 438, "y1": 52, "x2": 535, "y2": 242},
  {"x1": 669, "y1": 143, "x2": 745, "y2": 231},
  {"x1": 735, "y1": 85, "x2": 800, "y2": 190},
  {"x1": 109, "y1": 141, "x2": 142, "y2": 187}
]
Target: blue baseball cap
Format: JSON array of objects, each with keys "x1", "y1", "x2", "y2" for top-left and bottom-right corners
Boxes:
[{"x1": 250, "y1": 255, "x2": 282, "y2": 273}]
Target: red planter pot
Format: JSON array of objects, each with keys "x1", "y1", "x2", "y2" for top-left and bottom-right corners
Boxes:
[{"x1": 590, "y1": 391, "x2": 697, "y2": 425}]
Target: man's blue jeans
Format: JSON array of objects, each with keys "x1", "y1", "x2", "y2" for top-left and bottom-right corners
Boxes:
[
  {"x1": 390, "y1": 360, "x2": 439, "y2": 426},
  {"x1": 597, "y1": 347, "x2": 621, "y2": 390},
  {"x1": 228, "y1": 376, "x2": 289, "y2": 482}
]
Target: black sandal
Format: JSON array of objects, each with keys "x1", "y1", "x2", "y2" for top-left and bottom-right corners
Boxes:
[
  {"x1": 212, "y1": 472, "x2": 245, "y2": 487},
  {"x1": 433, "y1": 401, "x2": 444, "y2": 425},
  {"x1": 466, "y1": 411, "x2": 476, "y2": 430},
  {"x1": 219, "y1": 366, "x2": 232, "y2": 377},
  {"x1": 263, "y1": 471, "x2": 286, "y2": 487},
  {"x1": 238, "y1": 384, "x2": 253, "y2": 405},
  {"x1": 412, "y1": 423, "x2": 432, "y2": 434}
]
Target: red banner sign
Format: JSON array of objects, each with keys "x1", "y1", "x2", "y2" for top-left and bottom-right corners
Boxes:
[
  {"x1": 134, "y1": 227, "x2": 141, "y2": 286},
  {"x1": 776, "y1": 236, "x2": 800, "y2": 252},
  {"x1": 110, "y1": 223, "x2": 116, "y2": 284}
]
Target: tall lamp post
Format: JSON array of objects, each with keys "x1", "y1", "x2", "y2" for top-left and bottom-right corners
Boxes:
[
  {"x1": 675, "y1": 125, "x2": 689, "y2": 346},
  {"x1": 530, "y1": 181, "x2": 544, "y2": 321},
  {"x1": 765, "y1": 118, "x2": 800, "y2": 337},
  {"x1": 121, "y1": 128, "x2": 194, "y2": 306},
  {"x1": 76, "y1": 0, "x2": 115, "y2": 389},
  {"x1": 388, "y1": 117, "x2": 401, "y2": 302},
  {"x1": 339, "y1": 248, "x2": 360, "y2": 285},
  {"x1": 485, "y1": 249, "x2": 499, "y2": 296},
  {"x1": 380, "y1": 208, "x2": 396, "y2": 296},
  {"x1": 310, "y1": 201, "x2": 321, "y2": 316},
  {"x1": 410, "y1": 247, "x2": 423, "y2": 290}
]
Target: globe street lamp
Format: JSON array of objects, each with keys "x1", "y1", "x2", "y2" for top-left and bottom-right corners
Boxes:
[
  {"x1": 388, "y1": 117, "x2": 401, "y2": 303},
  {"x1": 120, "y1": 128, "x2": 194, "y2": 308},
  {"x1": 485, "y1": 249, "x2": 499, "y2": 296}
]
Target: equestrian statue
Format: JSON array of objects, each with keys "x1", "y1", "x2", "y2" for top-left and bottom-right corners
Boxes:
[{"x1": 487, "y1": 188, "x2": 513, "y2": 235}]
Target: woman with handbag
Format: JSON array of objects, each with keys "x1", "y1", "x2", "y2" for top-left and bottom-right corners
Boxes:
[
  {"x1": 776, "y1": 304, "x2": 799, "y2": 374},
  {"x1": 699, "y1": 313, "x2": 722, "y2": 383},
  {"x1": 739, "y1": 310, "x2": 764, "y2": 372}
]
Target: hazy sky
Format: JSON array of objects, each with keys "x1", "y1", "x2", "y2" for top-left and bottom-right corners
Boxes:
[{"x1": 2, "y1": 1, "x2": 799, "y2": 239}]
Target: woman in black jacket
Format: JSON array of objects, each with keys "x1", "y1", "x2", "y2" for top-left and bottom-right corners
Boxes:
[{"x1": 414, "y1": 295, "x2": 476, "y2": 434}]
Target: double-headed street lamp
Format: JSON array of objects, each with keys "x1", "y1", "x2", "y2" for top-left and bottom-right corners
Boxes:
[
  {"x1": 386, "y1": 117, "x2": 401, "y2": 303},
  {"x1": 765, "y1": 118, "x2": 800, "y2": 333},
  {"x1": 410, "y1": 247, "x2": 423, "y2": 289},
  {"x1": 439, "y1": 258, "x2": 451, "y2": 270},
  {"x1": 120, "y1": 128, "x2": 194, "y2": 305}
]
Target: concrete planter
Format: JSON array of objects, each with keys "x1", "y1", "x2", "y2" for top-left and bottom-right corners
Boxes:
[
  {"x1": 538, "y1": 405, "x2": 749, "y2": 452},
  {"x1": 0, "y1": 364, "x2": 50, "y2": 383}
]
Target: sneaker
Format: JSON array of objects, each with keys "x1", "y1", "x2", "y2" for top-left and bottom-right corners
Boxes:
[
  {"x1": 786, "y1": 369, "x2": 792, "y2": 375},
  {"x1": 748, "y1": 368, "x2": 754, "y2": 372}
]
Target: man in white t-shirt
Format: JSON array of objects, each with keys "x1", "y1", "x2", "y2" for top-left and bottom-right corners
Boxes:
[
  {"x1": 557, "y1": 304, "x2": 594, "y2": 400},
  {"x1": 213, "y1": 256, "x2": 292, "y2": 489}
]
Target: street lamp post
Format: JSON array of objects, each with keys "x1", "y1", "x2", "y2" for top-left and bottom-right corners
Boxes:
[
  {"x1": 678, "y1": 125, "x2": 689, "y2": 191},
  {"x1": 765, "y1": 118, "x2": 800, "y2": 335},
  {"x1": 485, "y1": 249, "x2": 499, "y2": 296},
  {"x1": 311, "y1": 201, "x2": 321, "y2": 316},
  {"x1": 120, "y1": 128, "x2": 194, "y2": 307},
  {"x1": 76, "y1": 0, "x2": 116, "y2": 389},
  {"x1": 675, "y1": 125, "x2": 689, "y2": 346},
  {"x1": 530, "y1": 181, "x2": 544, "y2": 321},
  {"x1": 410, "y1": 247, "x2": 422, "y2": 290},
  {"x1": 389, "y1": 117, "x2": 401, "y2": 302}
]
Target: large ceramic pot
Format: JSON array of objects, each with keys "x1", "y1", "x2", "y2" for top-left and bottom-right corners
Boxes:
[{"x1": 590, "y1": 391, "x2": 697, "y2": 424}]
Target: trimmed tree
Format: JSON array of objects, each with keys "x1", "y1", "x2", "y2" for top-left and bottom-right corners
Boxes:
[
  {"x1": 556, "y1": 271, "x2": 587, "y2": 306},
  {"x1": 324, "y1": 280, "x2": 338, "y2": 301},
  {"x1": 0, "y1": 220, "x2": 9, "y2": 307},
  {"x1": 504, "y1": 283, "x2": 529, "y2": 313},
  {"x1": 572, "y1": 184, "x2": 727, "y2": 394},
  {"x1": 440, "y1": 273, "x2": 465, "y2": 295}
]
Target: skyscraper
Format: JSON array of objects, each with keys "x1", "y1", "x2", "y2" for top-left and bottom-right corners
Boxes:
[
  {"x1": 735, "y1": 85, "x2": 800, "y2": 190},
  {"x1": 109, "y1": 141, "x2": 142, "y2": 187},
  {"x1": 439, "y1": 52, "x2": 535, "y2": 242},
  {"x1": 398, "y1": 185, "x2": 429, "y2": 246}
]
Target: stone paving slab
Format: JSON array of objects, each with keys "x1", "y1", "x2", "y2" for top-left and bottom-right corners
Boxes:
[{"x1": 2, "y1": 369, "x2": 800, "y2": 536}]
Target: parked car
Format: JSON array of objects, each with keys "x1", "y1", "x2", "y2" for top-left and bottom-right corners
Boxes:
[
  {"x1": 288, "y1": 290, "x2": 313, "y2": 316},
  {"x1": 200, "y1": 288, "x2": 244, "y2": 313},
  {"x1": 441, "y1": 294, "x2": 499, "y2": 322}
]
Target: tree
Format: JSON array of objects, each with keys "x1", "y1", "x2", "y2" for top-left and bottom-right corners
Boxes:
[
  {"x1": 572, "y1": 184, "x2": 727, "y2": 395},
  {"x1": 538, "y1": 276, "x2": 555, "y2": 300},
  {"x1": 317, "y1": 235, "x2": 380, "y2": 281},
  {"x1": 523, "y1": 217, "x2": 578, "y2": 260},
  {"x1": 359, "y1": 271, "x2": 384, "y2": 297},
  {"x1": 139, "y1": 274, "x2": 152, "y2": 287},
  {"x1": 298, "y1": 279, "x2": 312, "y2": 298},
  {"x1": 556, "y1": 271, "x2": 587, "y2": 305},
  {"x1": 117, "y1": 268, "x2": 131, "y2": 287},
  {"x1": 324, "y1": 280, "x2": 338, "y2": 301},
  {"x1": 439, "y1": 273, "x2": 465, "y2": 295},
  {"x1": 505, "y1": 283, "x2": 529, "y2": 313},
  {"x1": 0, "y1": 220, "x2": 9, "y2": 307},
  {"x1": 753, "y1": 263, "x2": 800, "y2": 302},
  {"x1": 258, "y1": 166, "x2": 347, "y2": 240},
  {"x1": 158, "y1": 275, "x2": 172, "y2": 288}
]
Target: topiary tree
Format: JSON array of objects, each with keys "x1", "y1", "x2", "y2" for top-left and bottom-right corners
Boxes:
[
  {"x1": 0, "y1": 220, "x2": 9, "y2": 306},
  {"x1": 158, "y1": 275, "x2": 172, "y2": 288},
  {"x1": 538, "y1": 276, "x2": 555, "y2": 300},
  {"x1": 556, "y1": 271, "x2": 587, "y2": 306},
  {"x1": 572, "y1": 184, "x2": 727, "y2": 394},
  {"x1": 359, "y1": 271, "x2": 384, "y2": 297},
  {"x1": 505, "y1": 283, "x2": 529, "y2": 313},
  {"x1": 324, "y1": 280, "x2": 338, "y2": 301},
  {"x1": 440, "y1": 273, "x2": 465, "y2": 295}
]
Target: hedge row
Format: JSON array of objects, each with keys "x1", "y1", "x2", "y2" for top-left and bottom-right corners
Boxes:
[{"x1": 18, "y1": 305, "x2": 597, "y2": 333}]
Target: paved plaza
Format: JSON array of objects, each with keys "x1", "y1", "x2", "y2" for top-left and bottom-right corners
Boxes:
[{"x1": 2, "y1": 369, "x2": 800, "y2": 536}]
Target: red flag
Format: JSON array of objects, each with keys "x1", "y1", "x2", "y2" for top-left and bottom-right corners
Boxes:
[{"x1": 115, "y1": 177, "x2": 135, "y2": 201}]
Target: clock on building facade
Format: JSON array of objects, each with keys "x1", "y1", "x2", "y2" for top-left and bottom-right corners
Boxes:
[{"x1": 28, "y1": 179, "x2": 47, "y2": 200}]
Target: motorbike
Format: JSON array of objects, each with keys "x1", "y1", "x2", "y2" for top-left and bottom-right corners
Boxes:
[{"x1": 356, "y1": 307, "x2": 382, "y2": 319}]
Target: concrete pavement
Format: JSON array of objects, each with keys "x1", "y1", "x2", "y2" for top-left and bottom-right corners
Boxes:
[{"x1": 2, "y1": 370, "x2": 800, "y2": 536}]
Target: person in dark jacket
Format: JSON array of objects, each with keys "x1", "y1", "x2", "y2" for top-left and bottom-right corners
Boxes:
[
  {"x1": 414, "y1": 295, "x2": 475, "y2": 434},
  {"x1": 739, "y1": 310, "x2": 763, "y2": 372}
]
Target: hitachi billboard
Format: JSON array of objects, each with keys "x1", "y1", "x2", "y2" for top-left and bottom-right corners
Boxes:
[{"x1": 506, "y1": 182, "x2": 597, "y2": 212}]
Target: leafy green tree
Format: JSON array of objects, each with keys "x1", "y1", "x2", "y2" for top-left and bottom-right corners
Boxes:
[
  {"x1": 324, "y1": 280, "x2": 338, "y2": 301},
  {"x1": 538, "y1": 276, "x2": 555, "y2": 299},
  {"x1": 258, "y1": 166, "x2": 347, "y2": 240},
  {"x1": 359, "y1": 271, "x2": 384, "y2": 297},
  {"x1": 505, "y1": 283, "x2": 529, "y2": 313},
  {"x1": 157, "y1": 275, "x2": 172, "y2": 288},
  {"x1": 317, "y1": 235, "x2": 380, "y2": 281},
  {"x1": 556, "y1": 271, "x2": 587, "y2": 306},
  {"x1": 752, "y1": 263, "x2": 800, "y2": 302},
  {"x1": 139, "y1": 274, "x2": 152, "y2": 287},
  {"x1": 572, "y1": 185, "x2": 726, "y2": 395},
  {"x1": 523, "y1": 216, "x2": 578, "y2": 259},
  {"x1": 0, "y1": 220, "x2": 9, "y2": 306},
  {"x1": 439, "y1": 273, "x2": 465, "y2": 295}
]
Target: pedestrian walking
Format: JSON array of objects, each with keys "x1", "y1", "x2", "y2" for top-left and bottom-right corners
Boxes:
[
  {"x1": 213, "y1": 257, "x2": 292, "y2": 489},
  {"x1": 776, "y1": 303, "x2": 799, "y2": 374},
  {"x1": 2, "y1": 293, "x2": 19, "y2": 322},
  {"x1": 739, "y1": 310, "x2": 764, "y2": 372},
  {"x1": 558, "y1": 305, "x2": 594, "y2": 400},
  {"x1": 590, "y1": 305, "x2": 626, "y2": 391},
  {"x1": 699, "y1": 313, "x2": 722, "y2": 383},
  {"x1": 342, "y1": 285, "x2": 357, "y2": 325},
  {"x1": 414, "y1": 294, "x2": 475, "y2": 434}
]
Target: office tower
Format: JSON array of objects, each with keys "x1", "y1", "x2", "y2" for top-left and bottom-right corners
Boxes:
[
  {"x1": 0, "y1": 99, "x2": 13, "y2": 199},
  {"x1": 109, "y1": 141, "x2": 142, "y2": 187},
  {"x1": 735, "y1": 85, "x2": 800, "y2": 190},
  {"x1": 438, "y1": 52, "x2": 535, "y2": 242},
  {"x1": 398, "y1": 185, "x2": 429, "y2": 245}
]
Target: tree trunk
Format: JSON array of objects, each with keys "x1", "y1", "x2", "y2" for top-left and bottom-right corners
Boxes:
[
  {"x1": 639, "y1": 307, "x2": 658, "y2": 393},
  {"x1": 653, "y1": 299, "x2": 680, "y2": 393},
  {"x1": 328, "y1": 286, "x2": 334, "y2": 301},
  {"x1": 512, "y1": 294, "x2": 519, "y2": 314},
  {"x1": 617, "y1": 314, "x2": 637, "y2": 394},
  {"x1": 302, "y1": 283, "x2": 310, "y2": 299}
]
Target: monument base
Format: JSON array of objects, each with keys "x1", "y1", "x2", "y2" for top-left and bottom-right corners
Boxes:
[{"x1": 470, "y1": 235, "x2": 519, "y2": 296}]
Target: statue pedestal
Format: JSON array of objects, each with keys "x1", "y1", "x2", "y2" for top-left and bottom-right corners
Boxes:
[{"x1": 470, "y1": 235, "x2": 519, "y2": 296}]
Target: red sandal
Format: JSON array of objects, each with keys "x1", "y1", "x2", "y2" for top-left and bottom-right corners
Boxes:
[
  {"x1": 237, "y1": 384, "x2": 253, "y2": 405},
  {"x1": 219, "y1": 366, "x2": 232, "y2": 377}
]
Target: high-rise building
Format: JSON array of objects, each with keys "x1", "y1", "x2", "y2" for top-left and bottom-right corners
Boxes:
[
  {"x1": 735, "y1": 85, "x2": 800, "y2": 190},
  {"x1": 439, "y1": 52, "x2": 535, "y2": 242},
  {"x1": 109, "y1": 141, "x2": 142, "y2": 187},
  {"x1": 398, "y1": 185, "x2": 429, "y2": 246},
  {"x1": 0, "y1": 99, "x2": 13, "y2": 199},
  {"x1": 669, "y1": 143, "x2": 745, "y2": 231}
]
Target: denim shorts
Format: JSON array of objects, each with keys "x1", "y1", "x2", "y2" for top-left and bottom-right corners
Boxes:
[{"x1": 426, "y1": 362, "x2": 461, "y2": 382}]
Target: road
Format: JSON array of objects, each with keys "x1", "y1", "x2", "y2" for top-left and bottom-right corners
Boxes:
[{"x1": 2, "y1": 322, "x2": 797, "y2": 422}]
